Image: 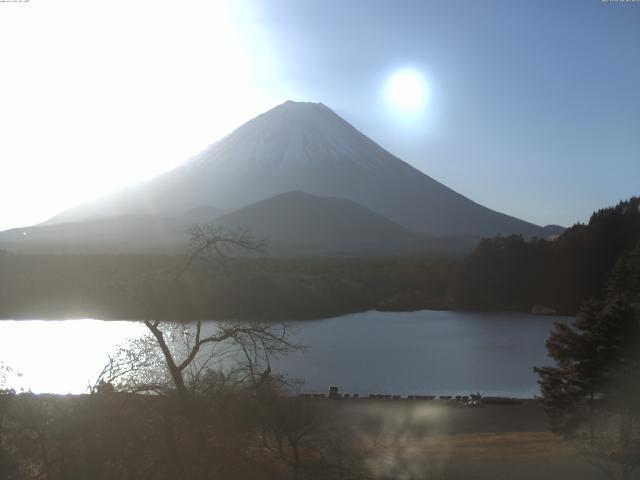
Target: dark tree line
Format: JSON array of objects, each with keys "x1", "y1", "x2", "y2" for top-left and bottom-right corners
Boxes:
[
  {"x1": 453, "y1": 197, "x2": 640, "y2": 314},
  {"x1": 0, "y1": 253, "x2": 455, "y2": 322},
  {"x1": 534, "y1": 240, "x2": 640, "y2": 479},
  {"x1": 0, "y1": 382, "x2": 373, "y2": 480}
]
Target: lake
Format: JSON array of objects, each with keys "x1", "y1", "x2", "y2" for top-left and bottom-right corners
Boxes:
[{"x1": 0, "y1": 310, "x2": 568, "y2": 397}]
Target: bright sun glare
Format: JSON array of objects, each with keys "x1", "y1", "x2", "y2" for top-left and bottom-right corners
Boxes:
[
  {"x1": 0, "y1": 0, "x2": 276, "y2": 232},
  {"x1": 385, "y1": 69, "x2": 429, "y2": 112}
]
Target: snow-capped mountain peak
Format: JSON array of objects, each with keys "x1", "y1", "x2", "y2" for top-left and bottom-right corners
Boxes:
[
  {"x1": 43, "y1": 100, "x2": 550, "y2": 238},
  {"x1": 187, "y1": 101, "x2": 395, "y2": 172}
]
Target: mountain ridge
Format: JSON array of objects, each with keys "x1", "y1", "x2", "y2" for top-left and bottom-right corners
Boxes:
[
  {"x1": 44, "y1": 101, "x2": 557, "y2": 238},
  {"x1": 1, "y1": 191, "x2": 475, "y2": 256}
]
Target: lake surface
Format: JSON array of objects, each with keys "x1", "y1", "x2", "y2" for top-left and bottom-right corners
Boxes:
[{"x1": 0, "y1": 310, "x2": 569, "y2": 397}]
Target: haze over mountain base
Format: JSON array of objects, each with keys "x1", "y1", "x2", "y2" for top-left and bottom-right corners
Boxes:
[{"x1": 0, "y1": 101, "x2": 563, "y2": 255}]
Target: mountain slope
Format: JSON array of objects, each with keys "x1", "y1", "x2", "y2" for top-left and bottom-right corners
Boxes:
[
  {"x1": 211, "y1": 191, "x2": 421, "y2": 254},
  {"x1": 45, "y1": 101, "x2": 555, "y2": 237},
  {"x1": 1, "y1": 192, "x2": 476, "y2": 256},
  {"x1": 0, "y1": 215, "x2": 187, "y2": 254}
]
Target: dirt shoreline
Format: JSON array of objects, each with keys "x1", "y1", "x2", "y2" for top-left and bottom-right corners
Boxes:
[{"x1": 329, "y1": 399, "x2": 621, "y2": 479}]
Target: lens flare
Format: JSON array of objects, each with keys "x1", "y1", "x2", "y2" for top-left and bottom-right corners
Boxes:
[{"x1": 385, "y1": 69, "x2": 430, "y2": 112}]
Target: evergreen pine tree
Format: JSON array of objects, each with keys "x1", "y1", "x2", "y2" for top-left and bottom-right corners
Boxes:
[{"x1": 535, "y1": 241, "x2": 640, "y2": 442}]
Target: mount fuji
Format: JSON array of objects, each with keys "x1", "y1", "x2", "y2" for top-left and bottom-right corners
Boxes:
[{"x1": 44, "y1": 101, "x2": 558, "y2": 238}]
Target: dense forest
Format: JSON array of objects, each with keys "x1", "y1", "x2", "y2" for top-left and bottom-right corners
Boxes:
[
  {"x1": 0, "y1": 253, "x2": 454, "y2": 321},
  {"x1": 1, "y1": 197, "x2": 638, "y2": 321},
  {"x1": 452, "y1": 197, "x2": 640, "y2": 314}
]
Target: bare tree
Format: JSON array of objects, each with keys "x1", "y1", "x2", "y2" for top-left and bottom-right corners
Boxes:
[
  {"x1": 94, "y1": 225, "x2": 296, "y2": 397},
  {"x1": 84, "y1": 225, "x2": 305, "y2": 479},
  {"x1": 143, "y1": 226, "x2": 293, "y2": 399}
]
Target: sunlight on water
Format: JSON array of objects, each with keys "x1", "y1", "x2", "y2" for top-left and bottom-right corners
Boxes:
[
  {"x1": 0, "y1": 311, "x2": 565, "y2": 395},
  {"x1": 0, "y1": 320, "x2": 146, "y2": 394}
]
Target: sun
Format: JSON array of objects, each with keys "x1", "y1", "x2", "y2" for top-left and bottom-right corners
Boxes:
[{"x1": 385, "y1": 69, "x2": 429, "y2": 112}]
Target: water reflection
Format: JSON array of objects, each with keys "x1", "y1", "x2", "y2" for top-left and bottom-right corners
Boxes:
[
  {"x1": 272, "y1": 310, "x2": 567, "y2": 397},
  {"x1": 0, "y1": 319, "x2": 147, "y2": 394},
  {"x1": 0, "y1": 311, "x2": 568, "y2": 396}
]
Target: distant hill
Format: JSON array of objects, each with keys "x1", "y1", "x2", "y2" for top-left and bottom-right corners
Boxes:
[
  {"x1": 0, "y1": 215, "x2": 187, "y2": 254},
  {"x1": 0, "y1": 192, "x2": 474, "y2": 256},
  {"x1": 0, "y1": 205, "x2": 226, "y2": 254},
  {"x1": 211, "y1": 191, "x2": 428, "y2": 255},
  {"x1": 44, "y1": 101, "x2": 558, "y2": 238},
  {"x1": 540, "y1": 225, "x2": 565, "y2": 238},
  {"x1": 179, "y1": 205, "x2": 227, "y2": 224}
]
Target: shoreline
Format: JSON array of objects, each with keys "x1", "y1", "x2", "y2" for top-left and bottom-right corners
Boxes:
[{"x1": 0, "y1": 306, "x2": 575, "y2": 322}]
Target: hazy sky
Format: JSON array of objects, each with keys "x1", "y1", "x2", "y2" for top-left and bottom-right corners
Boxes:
[{"x1": 1, "y1": 0, "x2": 638, "y2": 231}]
